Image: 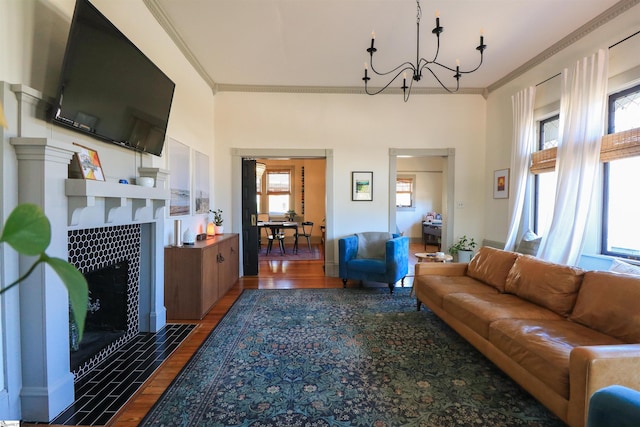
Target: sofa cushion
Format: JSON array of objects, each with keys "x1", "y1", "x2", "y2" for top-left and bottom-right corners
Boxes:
[
  {"x1": 355, "y1": 232, "x2": 393, "y2": 260},
  {"x1": 504, "y1": 255, "x2": 584, "y2": 317},
  {"x1": 442, "y1": 293, "x2": 563, "y2": 339},
  {"x1": 466, "y1": 246, "x2": 520, "y2": 292},
  {"x1": 490, "y1": 319, "x2": 624, "y2": 398},
  {"x1": 414, "y1": 275, "x2": 498, "y2": 308},
  {"x1": 570, "y1": 271, "x2": 640, "y2": 343}
]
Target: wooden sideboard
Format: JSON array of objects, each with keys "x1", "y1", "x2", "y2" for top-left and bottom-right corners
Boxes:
[{"x1": 164, "y1": 233, "x2": 239, "y2": 319}]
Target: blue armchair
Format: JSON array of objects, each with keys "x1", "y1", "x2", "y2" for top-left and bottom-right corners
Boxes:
[
  {"x1": 587, "y1": 385, "x2": 640, "y2": 427},
  {"x1": 338, "y1": 232, "x2": 409, "y2": 294}
]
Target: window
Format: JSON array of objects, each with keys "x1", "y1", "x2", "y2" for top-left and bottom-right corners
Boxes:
[
  {"x1": 396, "y1": 176, "x2": 415, "y2": 208},
  {"x1": 533, "y1": 115, "x2": 559, "y2": 235},
  {"x1": 602, "y1": 84, "x2": 640, "y2": 259},
  {"x1": 266, "y1": 169, "x2": 291, "y2": 213}
]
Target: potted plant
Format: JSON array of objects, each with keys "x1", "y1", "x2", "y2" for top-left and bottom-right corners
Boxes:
[
  {"x1": 286, "y1": 210, "x2": 297, "y2": 222},
  {"x1": 210, "y1": 209, "x2": 224, "y2": 234},
  {"x1": 448, "y1": 235, "x2": 477, "y2": 263}
]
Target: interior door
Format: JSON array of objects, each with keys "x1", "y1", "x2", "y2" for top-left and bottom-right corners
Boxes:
[{"x1": 242, "y1": 159, "x2": 259, "y2": 275}]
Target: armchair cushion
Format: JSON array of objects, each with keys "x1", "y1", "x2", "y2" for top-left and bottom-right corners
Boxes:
[{"x1": 356, "y1": 232, "x2": 393, "y2": 259}]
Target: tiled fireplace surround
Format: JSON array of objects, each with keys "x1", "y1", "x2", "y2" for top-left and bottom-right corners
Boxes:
[{"x1": 9, "y1": 86, "x2": 170, "y2": 422}]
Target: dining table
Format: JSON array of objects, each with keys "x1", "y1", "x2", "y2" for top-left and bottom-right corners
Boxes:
[{"x1": 257, "y1": 221, "x2": 299, "y2": 254}]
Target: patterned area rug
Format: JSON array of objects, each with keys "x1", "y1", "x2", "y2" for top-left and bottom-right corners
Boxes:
[
  {"x1": 141, "y1": 289, "x2": 565, "y2": 427},
  {"x1": 259, "y1": 242, "x2": 322, "y2": 261}
]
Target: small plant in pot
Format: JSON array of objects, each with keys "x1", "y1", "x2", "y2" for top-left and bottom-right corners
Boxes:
[
  {"x1": 285, "y1": 210, "x2": 297, "y2": 222},
  {"x1": 448, "y1": 235, "x2": 477, "y2": 263},
  {"x1": 210, "y1": 209, "x2": 224, "y2": 234}
]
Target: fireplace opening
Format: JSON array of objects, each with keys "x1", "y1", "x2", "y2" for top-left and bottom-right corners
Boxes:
[{"x1": 70, "y1": 260, "x2": 129, "y2": 371}]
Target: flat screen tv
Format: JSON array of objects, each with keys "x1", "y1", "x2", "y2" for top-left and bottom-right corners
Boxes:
[{"x1": 53, "y1": 0, "x2": 175, "y2": 157}]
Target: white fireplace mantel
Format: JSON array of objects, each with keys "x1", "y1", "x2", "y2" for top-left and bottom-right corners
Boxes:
[{"x1": 66, "y1": 179, "x2": 169, "y2": 226}]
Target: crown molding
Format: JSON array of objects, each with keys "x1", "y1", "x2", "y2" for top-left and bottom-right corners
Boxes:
[
  {"x1": 486, "y1": 0, "x2": 640, "y2": 94},
  {"x1": 143, "y1": 0, "x2": 217, "y2": 95},
  {"x1": 215, "y1": 84, "x2": 486, "y2": 96}
]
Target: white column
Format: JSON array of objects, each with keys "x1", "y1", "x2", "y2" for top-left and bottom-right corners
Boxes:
[{"x1": 11, "y1": 137, "x2": 76, "y2": 422}]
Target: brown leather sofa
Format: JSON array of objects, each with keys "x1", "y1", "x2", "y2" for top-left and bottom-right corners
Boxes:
[{"x1": 414, "y1": 246, "x2": 640, "y2": 427}]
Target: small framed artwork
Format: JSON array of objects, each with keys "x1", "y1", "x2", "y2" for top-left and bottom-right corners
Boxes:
[
  {"x1": 73, "y1": 143, "x2": 105, "y2": 181},
  {"x1": 352, "y1": 171, "x2": 373, "y2": 201},
  {"x1": 168, "y1": 138, "x2": 191, "y2": 216},
  {"x1": 194, "y1": 150, "x2": 210, "y2": 214},
  {"x1": 493, "y1": 168, "x2": 510, "y2": 199}
]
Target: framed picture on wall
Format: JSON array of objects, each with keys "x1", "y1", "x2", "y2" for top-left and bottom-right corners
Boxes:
[
  {"x1": 352, "y1": 171, "x2": 373, "y2": 201},
  {"x1": 493, "y1": 168, "x2": 510, "y2": 199},
  {"x1": 72, "y1": 143, "x2": 105, "y2": 181},
  {"x1": 194, "y1": 151, "x2": 210, "y2": 214},
  {"x1": 169, "y1": 138, "x2": 191, "y2": 216}
]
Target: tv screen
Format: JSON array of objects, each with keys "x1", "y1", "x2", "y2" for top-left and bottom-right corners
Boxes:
[{"x1": 53, "y1": 0, "x2": 175, "y2": 157}]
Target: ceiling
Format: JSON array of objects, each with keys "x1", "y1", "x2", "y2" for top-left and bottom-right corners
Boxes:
[{"x1": 146, "y1": 0, "x2": 630, "y2": 94}]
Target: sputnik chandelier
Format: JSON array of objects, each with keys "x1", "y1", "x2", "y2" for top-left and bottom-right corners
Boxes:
[{"x1": 362, "y1": 0, "x2": 487, "y2": 101}]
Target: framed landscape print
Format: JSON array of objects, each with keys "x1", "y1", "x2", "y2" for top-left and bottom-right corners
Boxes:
[
  {"x1": 352, "y1": 171, "x2": 373, "y2": 201},
  {"x1": 493, "y1": 168, "x2": 510, "y2": 199},
  {"x1": 169, "y1": 138, "x2": 191, "y2": 216},
  {"x1": 73, "y1": 143, "x2": 105, "y2": 181},
  {"x1": 194, "y1": 150, "x2": 210, "y2": 214}
]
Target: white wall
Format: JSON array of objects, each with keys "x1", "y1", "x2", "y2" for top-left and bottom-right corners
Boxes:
[
  {"x1": 483, "y1": 3, "x2": 640, "y2": 248},
  {"x1": 214, "y1": 91, "x2": 487, "y2": 269}
]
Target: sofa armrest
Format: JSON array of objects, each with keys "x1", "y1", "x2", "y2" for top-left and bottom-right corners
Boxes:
[
  {"x1": 415, "y1": 262, "x2": 468, "y2": 276},
  {"x1": 568, "y1": 344, "x2": 640, "y2": 427}
]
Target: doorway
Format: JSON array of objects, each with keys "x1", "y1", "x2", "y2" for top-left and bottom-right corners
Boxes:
[
  {"x1": 232, "y1": 149, "x2": 335, "y2": 277},
  {"x1": 388, "y1": 148, "x2": 455, "y2": 252}
]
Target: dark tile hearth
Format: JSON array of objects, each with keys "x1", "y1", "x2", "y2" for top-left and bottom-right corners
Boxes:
[{"x1": 47, "y1": 323, "x2": 195, "y2": 426}]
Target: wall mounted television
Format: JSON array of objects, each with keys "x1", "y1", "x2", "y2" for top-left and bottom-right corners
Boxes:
[{"x1": 52, "y1": 0, "x2": 175, "y2": 157}]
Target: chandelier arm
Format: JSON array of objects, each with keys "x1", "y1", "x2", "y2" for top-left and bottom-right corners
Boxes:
[
  {"x1": 369, "y1": 58, "x2": 417, "y2": 78},
  {"x1": 422, "y1": 66, "x2": 460, "y2": 93},
  {"x1": 365, "y1": 67, "x2": 415, "y2": 96}
]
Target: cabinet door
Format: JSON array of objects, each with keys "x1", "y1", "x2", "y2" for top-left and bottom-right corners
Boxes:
[
  {"x1": 218, "y1": 235, "x2": 239, "y2": 295},
  {"x1": 201, "y1": 245, "x2": 219, "y2": 316}
]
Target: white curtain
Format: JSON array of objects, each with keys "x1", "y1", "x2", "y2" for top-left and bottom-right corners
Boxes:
[
  {"x1": 538, "y1": 49, "x2": 609, "y2": 265},
  {"x1": 504, "y1": 87, "x2": 536, "y2": 251}
]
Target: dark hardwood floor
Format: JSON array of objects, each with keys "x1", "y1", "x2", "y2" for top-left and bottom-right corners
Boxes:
[{"x1": 98, "y1": 242, "x2": 430, "y2": 426}]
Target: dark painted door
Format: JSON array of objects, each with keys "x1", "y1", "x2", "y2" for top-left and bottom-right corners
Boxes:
[{"x1": 242, "y1": 159, "x2": 259, "y2": 275}]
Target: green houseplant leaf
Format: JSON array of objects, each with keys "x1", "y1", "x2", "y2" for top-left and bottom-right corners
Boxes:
[
  {"x1": 1, "y1": 203, "x2": 88, "y2": 340},
  {"x1": 0, "y1": 203, "x2": 51, "y2": 255},
  {"x1": 46, "y1": 257, "x2": 88, "y2": 338}
]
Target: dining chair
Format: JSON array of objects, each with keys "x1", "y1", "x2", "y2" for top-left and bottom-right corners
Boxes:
[
  {"x1": 266, "y1": 225, "x2": 286, "y2": 255},
  {"x1": 300, "y1": 221, "x2": 314, "y2": 252}
]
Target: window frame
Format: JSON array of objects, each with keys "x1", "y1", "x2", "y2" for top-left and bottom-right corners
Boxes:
[
  {"x1": 265, "y1": 168, "x2": 293, "y2": 215},
  {"x1": 396, "y1": 175, "x2": 416, "y2": 210},
  {"x1": 601, "y1": 83, "x2": 640, "y2": 260},
  {"x1": 533, "y1": 114, "x2": 559, "y2": 235}
]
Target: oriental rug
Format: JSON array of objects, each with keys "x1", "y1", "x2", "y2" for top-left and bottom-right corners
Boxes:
[
  {"x1": 259, "y1": 242, "x2": 322, "y2": 261},
  {"x1": 140, "y1": 288, "x2": 564, "y2": 427}
]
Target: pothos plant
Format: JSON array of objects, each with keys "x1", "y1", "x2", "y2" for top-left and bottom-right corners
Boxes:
[
  {"x1": 448, "y1": 235, "x2": 477, "y2": 255},
  {"x1": 0, "y1": 204, "x2": 88, "y2": 339}
]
